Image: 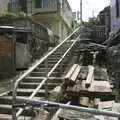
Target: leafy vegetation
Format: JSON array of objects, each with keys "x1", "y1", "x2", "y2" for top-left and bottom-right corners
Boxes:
[
  {"x1": 0, "y1": 12, "x2": 15, "y2": 17},
  {"x1": 0, "y1": 11, "x2": 27, "y2": 18},
  {"x1": 83, "y1": 17, "x2": 99, "y2": 29}
]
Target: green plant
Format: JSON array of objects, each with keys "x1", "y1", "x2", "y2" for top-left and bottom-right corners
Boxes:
[
  {"x1": 0, "y1": 12, "x2": 15, "y2": 17},
  {"x1": 83, "y1": 17, "x2": 99, "y2": 29}
]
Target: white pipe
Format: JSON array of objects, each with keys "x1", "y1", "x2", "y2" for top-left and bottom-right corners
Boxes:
[{"x1": 16, "y1": 97, "x2": 120, "y2": 118}]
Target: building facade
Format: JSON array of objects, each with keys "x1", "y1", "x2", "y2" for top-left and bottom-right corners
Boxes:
[
  {"x1": 29, "y1": 0, "x2": 73, "y2": 42},
  {"x1": 0, "y1": 0, "x2": 10, "y2": 12},
  {"x1": 111, "y1": 0, "x2": 120, "y2": 33},
  {"x1": 10, "y1": 0, "x2": 73, "y2": 42},
  {"x1": 97, "y1": 6, "x2": 111, "y2": 38}
]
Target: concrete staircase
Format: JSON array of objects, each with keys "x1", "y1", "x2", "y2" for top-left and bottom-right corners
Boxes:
[{"x1": 0, "y1": 42, "x2": 73, "y2": 120}]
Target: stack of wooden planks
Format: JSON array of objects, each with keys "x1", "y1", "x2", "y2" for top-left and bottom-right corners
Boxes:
[
  {"x1": 58, "y1": 65, "x2": 119, "y2": 120},
  {"x1": 65, "y1": 66, "x2": 113, "y2": 107},
  {"x1": 66, "y1": 66, "x2": 112, "y2": 93},
  {"x1": 64, "y1": 64, "x2": 82, "y2": 85}
]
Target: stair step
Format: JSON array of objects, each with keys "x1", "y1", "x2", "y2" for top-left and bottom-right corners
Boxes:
[
  {"x1": 51, "y1": 53, "x2": 61, "y2": 55},
  {"x1": 38, "y1": 64, "x2": 55, "y2": 68},
  {"x1": 30, "y1": 72, "x2": 63, "y2": 77},
  {"x1": 19, "y1": 82, "x2": 60, "y2": 89},
  {"x1": 42, "y1": 60, "x2": 68, "y2": 63},
  {"x1": 35, "y1": 66, "x2": 66, "y2": 71},
  {"x1": 50, "y1": 54, "x2": 61, "y2": 57},
  {"x1": 0, "y1": 105, "x2": 12, "y2": 115},
  {"x1": 0, "y1": 104, "x2": 35, "y2": 116},
  {"x1": 37, "y1": 62, "x2": 67, "y2": 68},
  {"x1": 48, "y1": 57, "x2": 61, "y2": 60},
  {"x1": 17, "y1": 89, "x2": 45, "y2": 93},
  {"x1": 22, "y1": 77, "x2": 44, "y2": 83},
  {"x1": 0, "y1": 114, "x2": 31, "y2": 120},
  {"x1": 0, "y1": 43, "x2": 73, "y2": 119},
  {"x1": 8, "y1": 89, "x2": 47, "y2": 97},
  {"x1": 34, "y1": 67, "x2": 60, "y2": 72},
  {"x1": 23, "y1": 77, "x2": 63, "y2": 83},
  {"x1": 0, "y1": 96, "x2": 44, "y2": 105}
]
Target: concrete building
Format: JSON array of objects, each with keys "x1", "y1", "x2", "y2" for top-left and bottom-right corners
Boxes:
[
  {"x1": 11, "y1": 0, "x2": 28, "y2": 13},
  {"x1": 0, "y1": 0, "x2": 10, "y2": 12},
  {"x1": 97, "y1": 6, "x2": 111, "y2": 38},
  {"x1": 29, "y1": 0, "x2": 73, "y2": 42},
  {"x1": 10, "y1": 0, "x2": 73, "y2": 42},
  {"x1": 111, "y1": 0, "x2": 120, "y2": 33}
]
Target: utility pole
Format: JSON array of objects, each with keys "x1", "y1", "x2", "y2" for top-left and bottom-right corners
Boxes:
[
  {"x1": 92, "y1": 10, "x2": 95, "y2": 17},
  {"x1": 80, "y1": 0, "x2": 82, "y2": 23}
]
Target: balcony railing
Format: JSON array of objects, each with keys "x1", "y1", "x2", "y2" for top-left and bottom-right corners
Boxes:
[{"x1": 31, "y1": 0, "x2": 58, "y2": 14}]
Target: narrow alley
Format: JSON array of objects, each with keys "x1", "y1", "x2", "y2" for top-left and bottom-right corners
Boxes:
[{"x1": 0, "y1": 0, "x2": 120, "y2": 120}]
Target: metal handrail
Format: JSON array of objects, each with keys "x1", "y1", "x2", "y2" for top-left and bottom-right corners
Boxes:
[
  {"x1": 15, "y1": 37, "x2": 79, "y2": 118},
  {"x1": 16, "y1": 98, "x2": 120, "y2": 118},
  {"x1": 12, "y1": 27, "x2": 81, "y2": 120}
]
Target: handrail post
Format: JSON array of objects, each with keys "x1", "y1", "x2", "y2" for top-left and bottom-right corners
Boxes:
[
  {"x1": 60, "y1": 46, "x2": 63, "y2": 74},
  {"x1": 45, "y1": 58, "x2": 49, "y2": 99},
  {"x1": 12, "y1": 82, "x2": 19, "y2": 120}
]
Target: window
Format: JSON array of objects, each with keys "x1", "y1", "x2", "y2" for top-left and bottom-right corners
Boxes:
[
  {"x1": 19, "y1": 0, "x2": 27, "y2": 12},
  {"x1": 43, "y1": 0, "x2": 51, "y2": 8},
  {"x1": 16, "y1": 32, "x2": 27, "y2": 44},
  {"x1": 35, "y1": 0, "x2": 53, "y2": 9},
  {"x1": 116, "y1": 0, "x2": 120, "y2": 17},
  {"x1": 35, "y1": 0, "x2": 42, "y2": 8}
]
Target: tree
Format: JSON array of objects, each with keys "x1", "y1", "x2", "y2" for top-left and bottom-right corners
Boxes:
[{"x1": 83, "y1": 17, "x2": 99, "y2": 29}]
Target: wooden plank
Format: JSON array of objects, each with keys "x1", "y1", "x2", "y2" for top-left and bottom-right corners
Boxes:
[
  {"x1": 94, "y1": 67, "x2": 108, "y2": 81},
  {"x1": 88, "y1": 81, "x2": 112, "y2": 93},
  {"x1": 70, "y1": 65, "x2": 82, "y2": 84},
  {"x1": 65, "y1": 64, "x2": 78, "y2": 80},
  {"x1": 96, "y1": 101, "x2": 118, "y2": 120},
  {"x1": 85, "y1": 65, "x2": 94, "y2": 88},
  {"x1": 81, "y1": 80, "x2": 87, "y2": 90},
  {"x1": 66, "y1": 79, "x2": 82, "y2": 93},
  {"x1": 78, "y1": 66, "x2": 88, "y2": 80},
  {"x1": 98, "y1": 101, "x2": 114, "y2": 110},
  {"x1": 94, "y1": 98, "x2": 101, "y2": 106}
]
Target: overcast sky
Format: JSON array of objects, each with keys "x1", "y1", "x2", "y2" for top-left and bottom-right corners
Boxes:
[{"x1": 68, "y1": 0, "x2": 110, "y2": 21}]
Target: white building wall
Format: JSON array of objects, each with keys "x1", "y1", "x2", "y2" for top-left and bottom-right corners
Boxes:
[
  {"x1": 60, "y1": 0, "x2": 72, "y2": 29},
  {"x1": 0, "y1": 0, "x2": 9, "y2": 12},
  {"x1": 111, "y1": 0, "x2": 120, "y2": 33}
]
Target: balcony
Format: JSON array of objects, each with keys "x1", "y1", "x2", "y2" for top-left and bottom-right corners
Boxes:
[
  {"x1": 29, "y1": 0, "x2": 58, "y2": 15},
  {"x1": 28, "y1": 0, "x2": 72, "y2": 29}
]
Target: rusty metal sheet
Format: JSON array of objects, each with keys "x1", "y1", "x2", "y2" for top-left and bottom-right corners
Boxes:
[{"x1": 0, "y1": 35, "x2": 15, "y2": 78}]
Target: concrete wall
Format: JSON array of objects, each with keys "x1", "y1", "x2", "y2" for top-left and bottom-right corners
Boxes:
[
  {"x1": 0, "y1": 34, "x2": 15, "y2": 78},
  {"x1": 16, "y1": 43, "x2": 30, "y2": 69},
  {"x1": 31, "y1": 0, "x2": 72, "y2": 43},
  {"x1": 36, "y1": 18, "x2": 70, "y2": 42},
  {"x1": 0, "y1": 0, "x2": 9, "y2": 12},
  {"x1": 10, "y1": 0, "x2": 72, "y2": 41},
  {"x1": 27, "y1": 0, "x2": 58, "y2": 14},
  {"x1": 111, "y1": 0, "x2": 120, "y2": 33},
  {"x1": 50, "y1": 19, "x2": 71, "y2": 41},
  {"x1": 60, "y1": 0, "x2": 72, "y2": 29}
]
